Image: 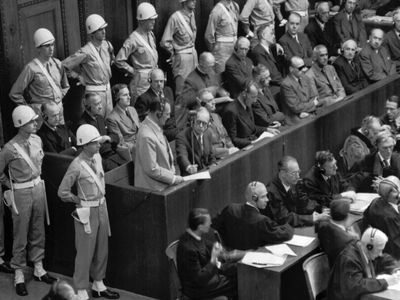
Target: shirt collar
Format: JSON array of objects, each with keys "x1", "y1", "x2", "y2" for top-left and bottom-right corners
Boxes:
[
  {"x1": 44, "y1": 121, "x2": 57, "y2": 131},
  {"x1": 246, "y1": 202, "x2": 260, "y2": 212},
  {"x1": 378, "y1": 152, "x2": 390, "y2": 166},
  {"x1": 260, "y1": 43, "x2": 270, "y2": 54},
  {"x1": 147, "y1": 116, "x2": 162, "y2": 132},
  {"x1": 389, "y1": 202, "x2": 399, "y2": 213},
  {"x1": 330, "y1": 220, "x2": 347, "y2": 232},
  {"x1": 186, "y1": 228, "x2": 201, "y2": 241},
  {"x1": 315, "y1": 18, "x2": 325, "y2": 30},
  {"x1": 321, "y1": 173, "x2": 330, "y2": 181},
  {"x1": 280, "y1": 178, "x2": 291, "y2": 192}
]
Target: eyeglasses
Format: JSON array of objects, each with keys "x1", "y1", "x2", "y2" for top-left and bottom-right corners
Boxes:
[
  {"x1": 195, "y1": 120, "x2": 209, "y2": 127},
  {"x1": 285, "y1": 169, "x2": 301, "y2": 176},
  {"x1": 296, "y1": 65, "x2": 306, "y2": 71}
]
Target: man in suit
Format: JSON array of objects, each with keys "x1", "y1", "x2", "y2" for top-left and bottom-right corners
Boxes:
[
  {"x1": 78, "y1": 93, "x2": 128, "y2": 171},
  {"x1": 359, "y1": 131, "x2": 400, "y2": 191},
  {"x1": 106, "y1": 84, "x2": 140, "y2": 161},
  {"x1": 278, "y1": 13, "x2": 313, "y2": 67},
  {"x1": 37, "y1": 102, "x2": 77, "y2": 156},
  {"x1": 177, "y1": 208, "x2": 237, "y2": 299},
  {"x1": 263, "y1": 156, "x2": 328, "y2": 227},
  {"x1": 135, "y1": 69, "x2": 178, "y2": 141},
  {"x1": 250, "y1": 24, "x2": 284, "y2": 91},
  {"x1": 360, "y1": 28, "x2": 396, "y2": 83},
  {"x1": 383, "y1": 10, "x2": 400, "y2": 73},
  {"x1": 176, "y1": 108, "x2": 217, "y2": 175},
  {"x1": 300, "y1": 150, "x2": 356, "y2": 211},
  {"x1": 223, "y1": 37, "x2": 253, "y2": 98},
  {"x1": 252, "y1": 64, "x2": 285, "y2": 127},
  {"x1": 212, "y1": 181, "x2": 294, "y2": 250},
  {"x1": 363, "y1": 176, "x2": 400, "y2": 259},
  {"x1": 135, "y1": 101, "x2": 184, "y2": 191},
  {"x1": 176, "y1": 52, "x2": 220, "y2": 129},
  {"x1": 304, "y1": 1, "x2": 339, "y2": 57},
  {"x1": 284, "y1": 0, "x2": 309, "y2": 32},
  {"x1": 306, "y1": 45, "x2": 346, "y2": 105},
  {"x1": 381, "y1": 95, "x2": 400, "y2": 132},
  {"x1": 222, "y1": 81, "x2": 280, "y2": 149},
  {"x1": 333, "y1": 39, "x2": 369, "y2": 95},
  {"x1": 280, "y1": 57, "x2": 319, "y2": 125},
  {"x1": 316, "y1": 199, "x2": 358, "y2": 266},
  {"x1": 333, "y1": 0, "x2": 367, "y2": 48},
  {"x1": 328, "y1": 228, "x2": 399, "y2": 300}
]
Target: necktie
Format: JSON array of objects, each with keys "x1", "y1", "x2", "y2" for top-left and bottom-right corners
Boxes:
[
  {"x1": 46, "y1": 62, "x2": 51, "y2": 74},
  {"x1": 382, "y1": 159, "x2": 389, "y2": 168},
  {"x1": 90, "y1": 158, "x2": 97, "y2": 174},
  {"x1": 164, "y1": 135, "x2": 173, "y2": 167}
]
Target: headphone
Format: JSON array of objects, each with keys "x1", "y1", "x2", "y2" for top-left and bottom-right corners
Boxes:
[
  {"x1": 366, "y1": 228, "x2": 377, "y2": 251},
  {"x1": 378, "y1": 178, "x2": 400, "y2": 201},
  {"x1": 148, "y1": 69, "x2": 167, "y2": 83},
  {"x1": 250, "y1": 181, "x2": 259, "y2": 202},
  {"x1": 315, "y1": 151, "x2": 334, "y2": 175}
]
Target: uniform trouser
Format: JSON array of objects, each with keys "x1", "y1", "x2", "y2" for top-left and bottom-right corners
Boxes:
[
  {"x1": 31, "y1": 101, "x2": 65, "y2": 128},
  {"x1": 10, "y1": 184, "x2": 46, "y2": 269},
  {"x1": 84, "y1": 88, "x2": 113, "y2": 118},
  {"x1": 129, "y1": 69, "x2": 153, "y2": 106},
  {"x1": 212, "y1": 42, "x2": 235, "y2": 74},
  {"x1": 0, "y1": 199, "x2": 4, "y2": 258},
  {"x1": 173, "y1": 51, "x2": 198, "y2": 96},
  {"x1": 74, "y1": 202, "x2": 108, "y2": 290}
]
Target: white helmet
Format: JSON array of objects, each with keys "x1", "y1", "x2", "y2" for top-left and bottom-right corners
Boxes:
[
  {"x1": 76, "y1": 124, "x2": 103, "y2": 146},
  {"x1": 33, "y1": 28, "x2": 55, "y2": 48},
  {"x1": 86, "y1": 14, "x2": 108, "y2": 34},
  {"x1": 137, "y1": 2, "x2": 158, "y2": 20},
  {"x1": 12, "y1": 106, "x2": 38, "y2": 128}
]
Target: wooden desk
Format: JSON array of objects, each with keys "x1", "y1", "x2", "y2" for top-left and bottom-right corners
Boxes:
[
  {"x1": 237, "y1": 227, "x2": 319, "y2": 300},
  {"x1": 361, "y1": 289, "x2": 400, "y2": 300}
]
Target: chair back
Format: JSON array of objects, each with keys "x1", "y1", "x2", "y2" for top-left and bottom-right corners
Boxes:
[
  {"x1": 350, "y1": 218, "x2": 364, "y2": 238},
  {"x1": 303, "y1": 252, "x2": 329, "y2": 300},
  {"x1": 166, "y1": 240, "x2": 183, "y2": 300}
]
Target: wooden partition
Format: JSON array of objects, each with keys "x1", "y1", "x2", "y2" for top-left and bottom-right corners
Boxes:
[{"x1": 41, "y1": 75, "x2": 400, "y2": 299}]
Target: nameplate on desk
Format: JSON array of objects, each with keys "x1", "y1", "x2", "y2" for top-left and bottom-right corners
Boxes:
[{"x1": 284, "y1": 235, "x2": 315, "y2": 247}]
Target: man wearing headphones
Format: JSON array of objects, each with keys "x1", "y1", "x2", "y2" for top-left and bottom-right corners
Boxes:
[
  {"x1": 63, "y1": 14, "x2": 114, "y2": 118},
  {"x1": 380, "y1": 95, "x2": 400, "y2": 133},
  {"x1": 328, "y1": 227, "x2": 399, "y2": 300},
  {"x1": 363, "y1": 176, "x2": 400, "y2": 259},
  {"x1": 135, "y1": 101, "x2": 184, "y2": 191},
  {"x1": 37, "y1": 102, "x2": 77, "y2": 156},
  {"x1": 176, "y1": 107, "x2": 217, "y2": 175},
  {"x1": 78, "y1": 93, "x2": 128, "y2": 171},
  {"x1": 213, "y1": 181, "x2": 294, "y2": 250},
  {"x1": 135, "y1": 69, "x2": 178, "y2": 141},
  {"x1": 106, "y1": 84, "x2": 140, "y2": 161},
  {"x1": 223, "y1": 37, "x2": 253, "y2": 99},
  {"x1": 300, "y1": 150, "x2": 356, "y2": 211}
]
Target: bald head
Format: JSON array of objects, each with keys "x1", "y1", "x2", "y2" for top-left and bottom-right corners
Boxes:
[
  {"x1": 244, "y1": 181, "x2": 268, "y2": 209},
  {"x1": 378, "y1": 176, "x2": 400, "y2": 202},
  {"x1": 342, "y1": 39, "x2": 357, "y2": 61},
  {"x1": 199, "y1": 52, "x2": 215, "y2": 74},
  {"x1": 290, "y1": 56, "x2": 307, "y2": 77},
  {"x1": 288, "y1": 13, "x2": 301, "y2": 35},
  {"x1": 361, "y1": 228, "x2": 388, "y2": 259},
  {"x1": 150, "y1": 68, "x2": 165, "y2": 92},
  {"x1": 369, "y1": 28, "x2": 384, "y2": 49}
]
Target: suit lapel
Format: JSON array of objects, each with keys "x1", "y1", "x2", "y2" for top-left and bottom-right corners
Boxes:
[{"x1": 237, "y1": 102, "x2": 255, "y2": 130}]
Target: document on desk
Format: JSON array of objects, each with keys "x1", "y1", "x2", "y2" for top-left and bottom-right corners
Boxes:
[
  {"x1": 253, "y1": 131, "x2": 275, "y2": 143},
  {"x1": 241, "y1": 252, "x2": 287, "y2": 268},
  {"x1": 284, "y1": 235, "x2": 315, "y2": 247},
  {"x1": 350, "y1": 193, "x2": 378, "y2": 214},
  {"x1": 265, "y1": 244, "x2": 297, "y2": 257},
  {"x1": 377, "y1": 274, "x2": 400, "y2": 291},
  {"x1": 183, "y1": 171, "x2": 211, "y2": 181}
]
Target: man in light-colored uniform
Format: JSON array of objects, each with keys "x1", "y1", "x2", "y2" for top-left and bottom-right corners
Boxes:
[
  {"x1": 58, "y1": 124, "x2": 119, "y2": 300},
  {"x1": 205, "y1": 0, "x2": 239, "y2": 73},
  {"x1": 161, "y1": 0, "x2": 198, "y2": 96},
  {"x1": 116, "y1": 2, "x2": 159, "y2": 104},
  {"x1": 0, "y1": 106, "x2": 55, "y2": 296},
  {"x1": 63, "y1": 14, "x2": 114, "y2": 118},
  {"x1": 9, "y1": 28, "x2": 69, "y2": 125}
]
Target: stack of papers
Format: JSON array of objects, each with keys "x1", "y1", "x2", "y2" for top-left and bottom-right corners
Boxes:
[
  {"x1": 265, "y1": 244, "x2": 297, "y2": 257},
  {"x1": 183, "y1": 171, "x2": 211, "y2": 181},
  {"x1": 350, "y1": 193, "x2": 378, "y2": 214},
  {"x1": 241, "y1": 252, "x2": 287, "y2": 268},
  {"x1": 284, "y1": 235, "x2": 315, "y2": 247}
]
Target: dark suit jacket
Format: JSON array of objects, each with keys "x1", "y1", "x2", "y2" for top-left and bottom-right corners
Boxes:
[
  {"x1": 222, "y1": 100, "x2": 266, "y2": 149},
  {"x1": 316, "y1": 219, "x2": 357, "y2": 267},
  {"x1": 135, "y1": 86, "x2": 178, "y2": 141},
  {"x1": 304, "y1": 18, "x2": 339, "y2": 57},
  {"x1": 333, "y1": 10, "x2": 367, "y2": 47},
  {"x1": 333, "y1": 55, "x2": 369, "y2": 95},
  {"x1": 383, "y1": 29, "x2": 400, "y2": 69},
  {"x1": 328, "y1": 241, "x2": 388, "y2": 300},
  {"x1": 249, "y1": 44, "x2": 283, "y2": 86},
  {"x1": 252, "y1": 88, "x2": 285, "y2": 127},
  {"x1": 176, "y1": 126, "x2": 216, "y2": 175},
  {"x1": 363, "y1": 197, "x2": 400, "y2": 260},
  {"x1": 223, "y1": 52, "x2": 253, "y2": 98},
  {"x1": 278, "y1": 32, "x2": 313, "y2": 67},
  {"x1": 300, "y1": 166, "x2": 354, "y2": 210},
  {"x1": 261, "y1": 176, "x2": 314, "y2": 227},
  {"x1": 212, "y1": 203, "x2": 294, "y2": 250},
  {"x1": 176, "y1": 231, "x2": 235, "y2": 299},
  {"x1": 37, "y1": 123, "x2": 77, "y2": 156},
  {"x1": 359, "y1": 44, "x2": 397, "y2": 82}
]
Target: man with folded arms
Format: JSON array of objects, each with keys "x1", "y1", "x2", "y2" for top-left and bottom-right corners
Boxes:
[
  {"x1": 58, "y1": 124, "x2": 119, "y2": 300},
  {"x1": 213, "y1": 181, "x2": 294, "y2": 250}
]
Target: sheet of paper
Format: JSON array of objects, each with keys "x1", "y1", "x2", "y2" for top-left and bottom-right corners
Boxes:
[
  {"x1": 265, "y1": 244, "x2": 297, "y2": 257},
  {"x1": 356, "y1": 193, "x2": 379, "y2": 202},
  {"x1": 183, "y1": 171, "x2": 211, "y2": 181},
  {"x1": 377, "y1": 274, "x2": 400, "y2": 291},
  {"x1": 350, "y1": 193, "x2": 378, "y2": 214},
  {"x1": 284, "y1": 235, "x2": 315, "y2": 247},
  {"x1": 241, "y1": 252, "x2": 287, "y2": 268},
  {"x1": 253, "y1": 131, "x2": 275, "y2": 143}
]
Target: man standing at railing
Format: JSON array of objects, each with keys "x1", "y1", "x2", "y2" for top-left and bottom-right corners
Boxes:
[
  {"x1": 58, "y1": 124, "x2": 119, "y2": 300},
  {"x1": 0, "y1": 106, "x2": 56, "y2": 296}
]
